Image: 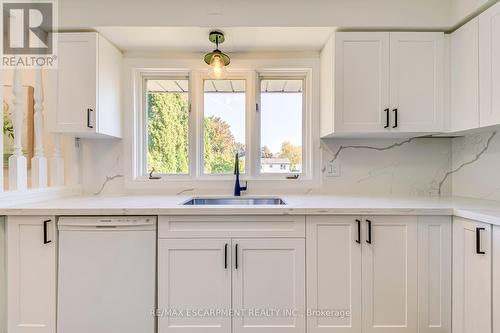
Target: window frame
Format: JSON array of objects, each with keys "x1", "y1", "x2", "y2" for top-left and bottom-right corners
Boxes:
[
  {"x1": 255, "y1": 69, "x2": 312, "y2": 180},
  {"x1": 137, "y1": 70, "x2": 195, "y2": 180},
  {"x1": 134, "y1": 68, "x2": 312, "y2": 182},
  {"x1": 195, "y1": 71, "x2": 255, "y2": 180}
]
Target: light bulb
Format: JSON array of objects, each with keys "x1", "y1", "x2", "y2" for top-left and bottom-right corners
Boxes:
[{"x1": 210, "y1": 55, "x2": 225, "y2": 79}]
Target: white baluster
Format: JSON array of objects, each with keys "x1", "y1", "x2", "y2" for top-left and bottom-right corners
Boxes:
[
  {"x1": 49, "y1": 133, "x2": 64, "y2": 186},
  {"x1": 0, "y1": 70, "x2": 3, "y2": 192},
  {"x1": 8, "y1": 68, "x2": 27, "y2": 191},
  {"x1": 31, "y1": 69, "x2": 48, "y2": 188}
]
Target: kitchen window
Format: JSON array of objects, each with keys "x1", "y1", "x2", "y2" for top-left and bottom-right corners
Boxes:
[
  {"x1": 258, "y1": 78, "x2": 303, "y2": 175},
  {"x1": 145, "y1": 78, "x2": 190, "y2": 175},
  {"x1": 135, "y1": 69, "x2": 311, "y2": 181},
  {"x1": 203, "y1": 79, "x2": 246, "y2": 175}
]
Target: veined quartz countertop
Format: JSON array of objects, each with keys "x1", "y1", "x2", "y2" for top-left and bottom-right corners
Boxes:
[{"x1": 0, "y1": 194, "x2": 500, "y2": 225}]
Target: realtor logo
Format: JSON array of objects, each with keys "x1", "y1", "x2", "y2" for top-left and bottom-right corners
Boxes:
[{"x1": 1, "y1": 0, "x2": 57, "y2": 67}]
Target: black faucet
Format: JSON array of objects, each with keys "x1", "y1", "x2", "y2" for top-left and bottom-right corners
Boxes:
[{"x1": 234, "y1": 153, "x2": 247, "y2": 196}]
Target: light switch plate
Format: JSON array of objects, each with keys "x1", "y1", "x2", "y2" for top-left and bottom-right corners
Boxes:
[{"x1": 326, "y1": 161, "x2": 340, "y2": 177}]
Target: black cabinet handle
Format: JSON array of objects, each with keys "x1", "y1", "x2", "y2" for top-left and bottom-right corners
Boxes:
[
  {"x1": 366, "y1": 219, "x2": 372, "y2": 244},
  {"x1": 476, "y1": 227, "x2": 485, "y2": 254},
  {"x1": 235, "y1": 244, "x2": 239, "y2": 269},
  {"x1": 224, "y1": 243, "x2": 228, "y2": 269},
  {"x1": 384, "y1": 109, "x2": 390, "y2": 128},
  {"x1": 43, "y1": 219, "x2": 52, "y2": 244},
  {"x1": 87, "y1": 108, "x2": 94, "y2": 129},
  {"x1": 355, "y1": 219, "x2": 361, "y2": 244},
  {"x1": 392, "y1": 108, "x2": 398, "y2": 128}
]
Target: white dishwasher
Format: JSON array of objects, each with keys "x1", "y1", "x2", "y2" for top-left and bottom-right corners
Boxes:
[{"x1": 57, "y1": 216, "x2": 156, "y2": 333}]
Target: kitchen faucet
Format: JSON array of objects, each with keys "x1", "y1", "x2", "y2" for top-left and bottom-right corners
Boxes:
[{"x1": 234, "y1": 153, "x2": 247, "y2": 196}]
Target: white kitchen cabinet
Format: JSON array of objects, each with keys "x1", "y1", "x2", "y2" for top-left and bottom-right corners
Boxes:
[
  {"x1": 333, "y1": 32, "x2": 390, "y2": 134},
  {"x1": 157, "y1": 216, "x2": 306, "y2": 333},
  {"x1": 307, "y1": 216, "x2": 448, "y2": 333},
  {"x1": 6, "y1": 216, "x2": 56, "y2": 333},
  {"x1": 158, "y1": 239, "x2": 232, "y2": 333},
  {"x1": 362, "y1": 216, "x2": 418, "y2": 333},
  {"x1": 323, "y1": 32, "x2": 444, "y2": 137},
  {"x1": 50, "y1": 32, "x2": 122, "y2": 138},
  {"x1": 452, "y1": 217, "x2": 491, "y2": 333},
  {"x1": 232, "y1": 238, "x2": 305, "y2": 333},
  {"x1": 389, "y1": 33, "x2": 444, "y2": 133},
  {"x1": 417, "y1": 216, "x2": 452, "y2": 333},
  {"x1": 306, "y1": 216, "x2": 362, "y2": 333},
  {"x1": 450, "y1": 18, "x2": 480, "y2": 132},
  {"x1": 479, "y1": 1, "x2": 500, "y2": 127}
]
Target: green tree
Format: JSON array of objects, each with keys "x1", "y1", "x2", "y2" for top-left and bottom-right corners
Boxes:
[
  {"x1": 279, "y1": 141, "x2": 302, "y2": 172},
  {"x1": 147, "y1": 92, "x2": 189, "y2": 174},
  {"x1": 204, "y1": 116, "x2": 244, "y2": 173},
  {"x1": 147, "y1": 93, "x2": 245, "y2": 175}
]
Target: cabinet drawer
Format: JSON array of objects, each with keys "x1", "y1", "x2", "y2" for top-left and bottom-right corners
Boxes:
[{"x1": 158, "y1": 215, "x2": 305, "y2": 238}]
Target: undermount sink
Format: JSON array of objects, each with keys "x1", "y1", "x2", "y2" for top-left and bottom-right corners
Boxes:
[{"x1": 183, "y1": 197, "x2": 286, "y2": 206}]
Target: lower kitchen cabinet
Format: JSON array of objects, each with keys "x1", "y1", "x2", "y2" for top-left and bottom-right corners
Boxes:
[
  {"x1": 158, "y1": 239, "x2": 232, "y2": 333},
  {"x1": 452, "y1": 217, "x2": 491, "y2": 333},
  {"x1": 307, "y1": 215, "x2": 451, "y2": 333},
  {"x1": 6, "y1": 216, "x2": 57, "y2": 333},
  {"x1": 157, "y1": 225, "x2": 305, "y2": 333},
  {"x1": 232, "y1": 238, "x2": 305, "y2": 333}
]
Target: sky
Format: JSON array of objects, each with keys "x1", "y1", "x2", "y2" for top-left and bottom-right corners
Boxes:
[{"x1": 204, "y1": 92, "x2": 302, "y2": 154}]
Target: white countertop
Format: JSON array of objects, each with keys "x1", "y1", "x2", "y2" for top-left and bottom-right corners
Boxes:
[{"x1": 1, "y1": 194, "x2": 500, "y2": 225}]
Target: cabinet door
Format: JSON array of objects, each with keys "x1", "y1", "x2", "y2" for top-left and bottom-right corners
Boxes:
[
  {"x1": 417, "y1": 216, "x2": 451, "y2": 333},
  {"x1": 158, "y1": 239, "x2": 232, "y2": 333},
  {"x1": 335, "y1": 32, "x2": 390, "y2": 132},
  {"x1": 493, "y1": 225, "x2": 500, "y2": 333},
  {"x1": 306, "y1": 216, "x2": 362, "y2": 333},
  {"x1": 479, "y1": 1, "x2": 500, "y2": 127},
  {"x1": 54, "y1": 33, "x2": 97, "y2": 133},
  {"x1": 450, "y1": 18, "x2": 480, "y2": 132},
  {"x1": 389, "y1": 32, "x2": 444, "y2": 132},
  {"x1": 7, "y1": 216, "x2": 56, "y2": 333},
  {"x1": 362, "y1": 216, "x2": 418, "y2": 333},
  {"x1": 452, "y1": 217, "x2": 491, "y2": 333},
  {"x1": 232, "y1": 238, "x2": 305, "y2": 333}
]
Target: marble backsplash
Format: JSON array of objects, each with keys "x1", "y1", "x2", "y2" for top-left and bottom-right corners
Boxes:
[
  {"x1": 320, "y1": 137, "x2": 452, "y2": 197},
  {"x1": 452, "y1": 130, "x2": 500, "y2": 200},
  {"x1": 82, "y1": 136, "x2": 458, "y2": 197},
  {"x1": 81, "y1": 128, "x2": 500, "y2": 199}
]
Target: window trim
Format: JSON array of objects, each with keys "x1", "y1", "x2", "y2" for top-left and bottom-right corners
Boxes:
[{"x1": 255, "y1": 69, "x2": 312, "y2": 180}]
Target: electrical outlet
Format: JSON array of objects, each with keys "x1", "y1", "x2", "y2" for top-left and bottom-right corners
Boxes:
[{"x1": 326, "y1": 161, "x2": 341, "y2": 177}]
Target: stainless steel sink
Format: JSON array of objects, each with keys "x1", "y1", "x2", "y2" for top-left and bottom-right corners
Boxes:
[{"x1": 183, "y1": 197, "x2": 286, "y2": 206}]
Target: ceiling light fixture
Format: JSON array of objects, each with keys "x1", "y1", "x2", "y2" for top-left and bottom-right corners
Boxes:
[{"x1": 204, "y1": 30, "x2": 230, "y2": 79}]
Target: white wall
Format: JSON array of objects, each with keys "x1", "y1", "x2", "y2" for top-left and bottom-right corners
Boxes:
[
  {"x1": 452, "y1": 129, "x2": 500, "y2": 200},
  {"x1": 59, "y1": 0, "x2": 452, "y2": 29}
]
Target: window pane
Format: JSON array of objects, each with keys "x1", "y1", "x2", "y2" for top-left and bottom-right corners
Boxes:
[
  {"x1": 146, "y1": 79, "x2": 189, "y2": 174},
  {"x1": 260, "y1": 79, "x2": 303, "y2": 174},
  {"x1": 204, "y1": 79, "x2": 246, "y2": 174}
]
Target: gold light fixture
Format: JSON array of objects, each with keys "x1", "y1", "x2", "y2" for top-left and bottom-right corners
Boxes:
[{"x1": 204, "y1": 31, "x2": 230, "y2": 79}]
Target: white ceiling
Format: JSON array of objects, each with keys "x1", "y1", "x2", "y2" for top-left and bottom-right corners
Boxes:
[{"x1": 96, "y1": 27, "x2": 335, "y2": 53}]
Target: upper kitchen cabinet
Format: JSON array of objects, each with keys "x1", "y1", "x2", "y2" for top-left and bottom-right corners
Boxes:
[
  {"x1": 49, "y1": 32, "x2": 123, "y2": 138},
  {"x1": 479, "y1": 1, "x2": 500, "y2": 127},
  {"x1": 321, "y1": 32, "x2": 444, "y2": 137},
  {"x1": 450, "y1": 17, "x2": 480, "y2": 132}
]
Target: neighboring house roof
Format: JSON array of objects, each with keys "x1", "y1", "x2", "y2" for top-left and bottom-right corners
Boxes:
[{"x1": 261, "y1": 158, "x2": 291, "y2": 165}]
